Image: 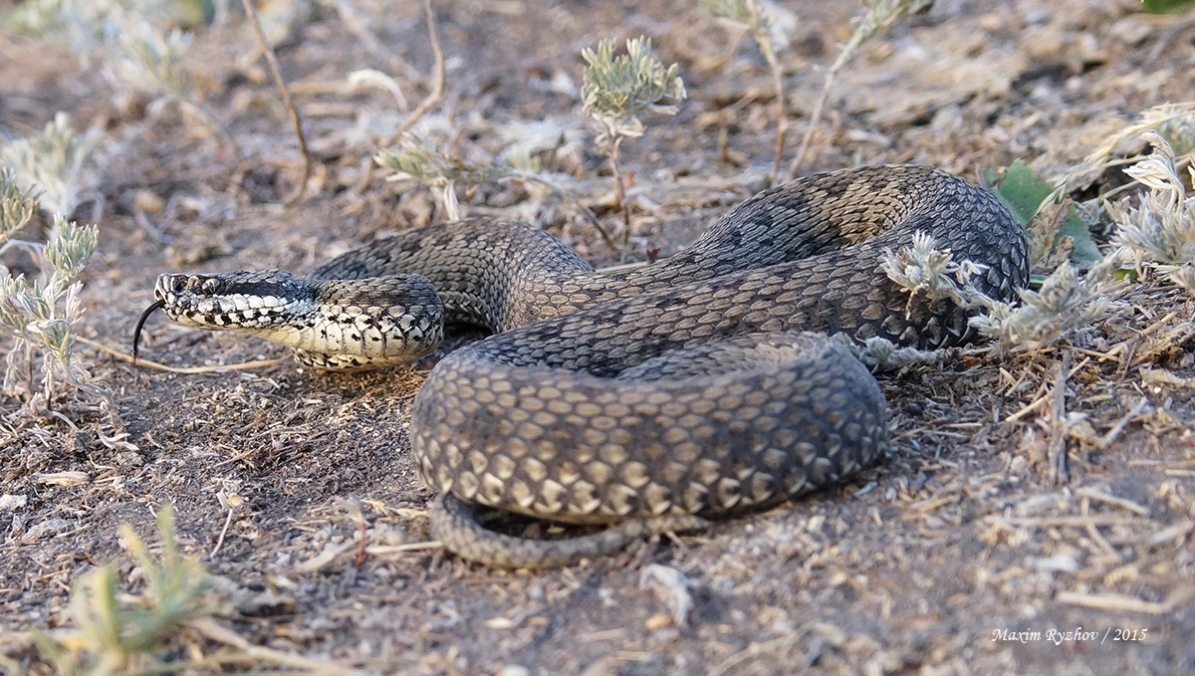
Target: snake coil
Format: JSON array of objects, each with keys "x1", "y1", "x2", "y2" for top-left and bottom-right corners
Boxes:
[{"x1": 137, "y1": 165, "x2": 1028, "y2": 567}]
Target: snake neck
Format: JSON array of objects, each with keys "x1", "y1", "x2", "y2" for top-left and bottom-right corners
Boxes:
[{"x1": 309, "y1": 219, "x2": 632, "y2": 333}]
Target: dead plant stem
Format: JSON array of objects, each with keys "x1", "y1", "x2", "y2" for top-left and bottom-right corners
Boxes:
[
  {"x1": 759, "y1": 35, "x2": 787, "y2": 186},
  {"x1": 786, "y1": 54, "x2": 843, "y2": 179},
  {"x1": 1048, "y1": 350, "x2": 1071, "y2": 483},
  {"x1": 390, "y1": 0, "x2": 446, "y2": 143},
  {"x1": 610, "y1": 136, "x2": 632, "y2": 246},
  {"x1": 506, "y1": 171, "x2": 619, "y2": 252},
  {"x1": 240, "y1": 0, "x2": 311, "y2": 205}
]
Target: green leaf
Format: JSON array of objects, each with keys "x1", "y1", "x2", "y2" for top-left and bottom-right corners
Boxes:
[
  {"x1": 1142, "y1": 0, "x2": 1195, "y2": 14},
  {"x1": 1113, "y1": 268, "x2": 1140, "y2": 282},
  {"x1": 986, "y1": 160, "x2": 1102, "y2": 265}
]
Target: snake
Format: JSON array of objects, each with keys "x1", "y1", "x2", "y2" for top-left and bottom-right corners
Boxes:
[{"x1": 134, "y1": 165, "x2": 1029, "y2": 568}]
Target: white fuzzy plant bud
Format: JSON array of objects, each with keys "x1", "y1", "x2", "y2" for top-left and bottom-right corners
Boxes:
[{"x1": 1108, "y1": 131, "x2": 1195, "y2": 294}]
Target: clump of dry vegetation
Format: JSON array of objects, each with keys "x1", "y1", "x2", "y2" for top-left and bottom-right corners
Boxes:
[
  {"x1": 16, "y1": 504, "x2": 357, "y2": 674},
  {"x1": 1109, "y1": 131, "x2": 1195, "y2": 292},
  {"x1": 698, "y1": 0, "x2": 788, "y2": 183},
  {"x1": 0, "y1": 115, "x2": 100, "y2": 410},
  {"x1": 881, "y1": 231, "x2": 992, "y2": 311},
  {"x1": 375, "y1": 33, "x2": 687, "y2": 253},
  {"x1": 786, "y1": 0, "x2": 934, "y2": 177},
  {"x1": 580, "y1": 36, "x2": 687, "y2": 245},
  {"x1": 30, "y1": 505, "x2": 218, "y2": 674}
]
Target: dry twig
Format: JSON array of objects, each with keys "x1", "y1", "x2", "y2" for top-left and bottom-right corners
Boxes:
[
  {"x1": 387, "y1": 0, "x2": 446, "y2": 145},
  {"x1": 78, "y1": 336, "x2": 288, "y2": 374},
  {"x1": 1047, "y1": 350, "x2": 1071, "y2": 483},
  {"x1": 240, "y1": 0, "x2": 311, "y2": 204},
  {"x1": 787, "y1": 0, "x2": 931, "y2": 178}
]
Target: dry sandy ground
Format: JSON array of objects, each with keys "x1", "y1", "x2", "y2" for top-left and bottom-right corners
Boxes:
[{"x1": 1, "y1": 0, "x2": 1194, "y2": 673}]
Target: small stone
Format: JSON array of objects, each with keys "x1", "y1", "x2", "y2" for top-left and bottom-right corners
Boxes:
[
  {"x1": 644, "y1": 613, "x2": 674, "y2": 630},
  {"x1": 0, "y1": 494, "x2": 28, "y2": 511},
  {"x1": 133, "y1": 189, "x2": 165, "y2": 215},
  {"x1": 1110, "y1": 17, "x2": 1153, "y2": 47},
  {"x1": 978, "y1": 14, "x2": 1003, "y2": 33}
]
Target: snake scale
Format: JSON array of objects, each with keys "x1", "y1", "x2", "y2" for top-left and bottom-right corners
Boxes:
[{"x1": 136, "y1": 165, "x2": 1029, "y2": 568}]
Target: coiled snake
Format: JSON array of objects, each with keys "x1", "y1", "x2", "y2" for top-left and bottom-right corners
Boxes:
[{"x1": 135, "y1": 165, "x2": 1029, "y2": 568}]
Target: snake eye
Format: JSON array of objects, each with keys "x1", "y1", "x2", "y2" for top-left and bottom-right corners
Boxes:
[{"x1": 201, "y1": 278, "x2": 222, "y2": 295}]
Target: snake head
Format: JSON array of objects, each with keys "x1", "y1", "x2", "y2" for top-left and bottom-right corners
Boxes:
[
  {"x1": 152, "y1": 270, "x2": 314, "y2": 329},
  {"x1": 132, "y1": 270, "x2": 313, "y2": 362},
  {"x1": 135, "y1": 270, "x2": 445, "y2": 370}
]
